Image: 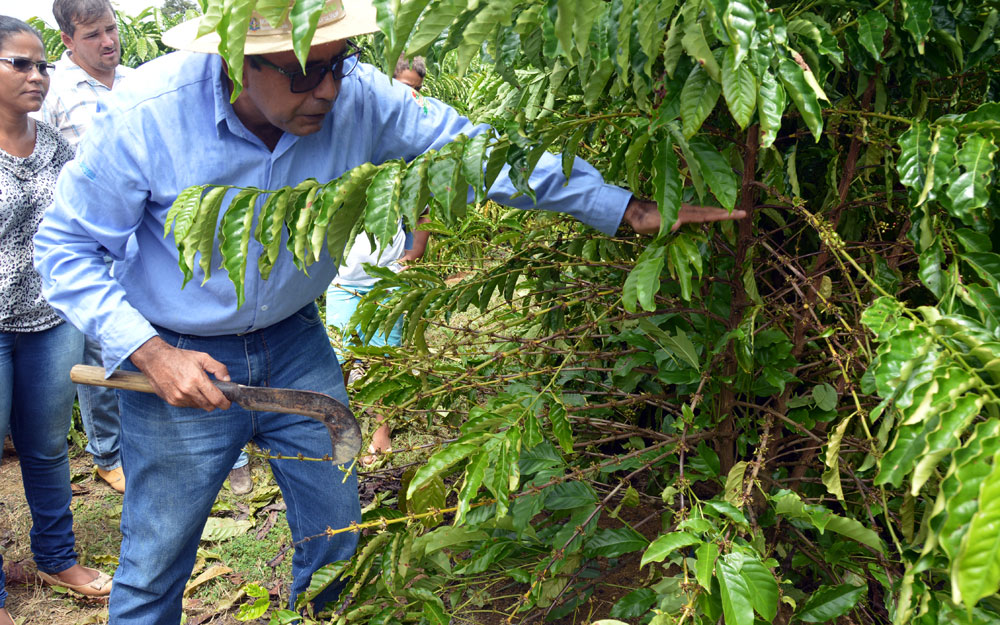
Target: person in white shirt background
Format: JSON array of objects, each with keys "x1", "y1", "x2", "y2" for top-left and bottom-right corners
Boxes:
[{"x1": 325, "y1": 55, "x2": 430, "y2": 466}]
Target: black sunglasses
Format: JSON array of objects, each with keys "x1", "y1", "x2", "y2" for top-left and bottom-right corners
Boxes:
[
  {"x1": 0, "y1": 57, "x2": 55, "y2": 76},
  {"x1": 254, "y1": 41, "x2": 361, "y2": 93}
]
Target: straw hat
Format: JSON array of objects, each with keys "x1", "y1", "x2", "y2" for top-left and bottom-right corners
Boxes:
[{"x1": 162, "y1": 0, "x2": 378, "y2": 55}]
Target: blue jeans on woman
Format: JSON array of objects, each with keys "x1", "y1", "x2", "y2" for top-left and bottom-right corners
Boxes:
[
  {"x1": 0, "y1": 321, "x2": 85, "y2": 608},
  {"x1": 109, "y1": 304, "x2": 361, "y2": 624}
]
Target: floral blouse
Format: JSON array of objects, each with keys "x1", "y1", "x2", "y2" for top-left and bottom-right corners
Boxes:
[{"x1": 0, "y1": 121, "x2": 74, "y2": 332}]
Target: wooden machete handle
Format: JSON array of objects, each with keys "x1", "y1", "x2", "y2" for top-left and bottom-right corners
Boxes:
[{"x1": 71, "y1": 364, "x2": 157, "y2": 394}]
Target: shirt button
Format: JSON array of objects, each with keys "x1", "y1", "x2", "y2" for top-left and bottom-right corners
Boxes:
[{"x1": 261, "y1": 305, "x2": 269, "y2": 311}]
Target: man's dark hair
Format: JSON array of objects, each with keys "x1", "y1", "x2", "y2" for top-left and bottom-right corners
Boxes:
[
  {"x1": 53, "y1": 0, "x2": 115, "y2": 37},
  {"x1": 394, "y1": 55, "x2": 426, "y2": 79},
  {"x1": 0, "y1": 15, "x2": 42, "y2": 50}
]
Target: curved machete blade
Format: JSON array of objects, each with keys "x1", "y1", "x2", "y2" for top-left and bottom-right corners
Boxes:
[{"x1": 215, "y1": 382, "x2": 362, "y2": 465}]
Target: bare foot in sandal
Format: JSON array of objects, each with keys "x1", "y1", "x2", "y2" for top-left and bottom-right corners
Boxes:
[
  {"x1": 361, "y1": 423, "x2": 392, "y2": 466},
  {"x1": 0, "y1": 607, "x2": 15, "y2": 625}
]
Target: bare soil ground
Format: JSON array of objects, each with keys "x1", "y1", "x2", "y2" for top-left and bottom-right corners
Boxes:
[{"x1": 2, "y1": 437, "x2": 645, "y2": 625}]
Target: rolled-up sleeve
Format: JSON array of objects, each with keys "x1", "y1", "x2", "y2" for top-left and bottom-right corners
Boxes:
[{"x1": 34, "y1": 109, "x2": 158, "y2": 374}]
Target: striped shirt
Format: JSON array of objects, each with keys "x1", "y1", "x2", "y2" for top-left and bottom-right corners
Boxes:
[{"x1": 37, "y1": 51, "x2": 131, "y2": 146}]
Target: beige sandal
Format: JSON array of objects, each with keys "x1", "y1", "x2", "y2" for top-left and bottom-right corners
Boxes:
[
  {"x1": 37, "y1": 568, "x2": 112, "y2": 597},
  {"x1": 360, "y1": 443, "x2": 393, "y2": 467}
]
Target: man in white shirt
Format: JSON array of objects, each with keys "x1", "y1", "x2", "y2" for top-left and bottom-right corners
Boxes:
[
  {"x1": 41, "y1": 0, "x2": 131, "y2": 144},
  {"x1": 38, "y1": 0, "x2": 131, "y2": 492},
  {"x1": 326, "y1": 55, "x2": 430, "y2": 465}
]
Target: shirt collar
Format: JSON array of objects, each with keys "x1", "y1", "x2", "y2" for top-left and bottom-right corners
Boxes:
[
  {"x1": 59, "y1": 50, "x2": 129, "y2": 87},
  {"x1": 210, "y1": 55, "x2": 247, "y2": 140}
]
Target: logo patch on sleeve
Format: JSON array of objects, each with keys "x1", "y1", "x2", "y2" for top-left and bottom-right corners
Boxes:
[
  {"x1": 78, "y1": 160, "x2": 97, "y2": 181},
  {"x1": 410, "y1": 89, "x2": 429, "y2": 115}
]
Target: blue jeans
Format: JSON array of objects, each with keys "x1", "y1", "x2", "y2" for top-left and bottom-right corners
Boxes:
[
  {"x1": 0, "y1": 321, "x2": 86, "y2": 608},
  {"x1": 77, "y1": 335, "x2": 121, "y2": 470},
  {"x1": 326, "y1": 285, "x2": 403, "y2": 360},
  {"x1": 109, "y1": 304, "x2": 361, "y2": 624}
]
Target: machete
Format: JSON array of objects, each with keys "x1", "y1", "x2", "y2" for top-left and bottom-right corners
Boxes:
[{"x1": 70, "y1": 364, "x2": 362, "y2": 465}]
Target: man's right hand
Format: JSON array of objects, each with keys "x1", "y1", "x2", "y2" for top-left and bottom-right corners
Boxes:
[{"x1": 129, "y1": 336, "x2": 232, "y2": 411}]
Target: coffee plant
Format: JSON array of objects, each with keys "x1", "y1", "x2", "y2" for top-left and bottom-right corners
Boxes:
[{"x1": 179, "y1": 0, "x2": 1000, "y2": 623}]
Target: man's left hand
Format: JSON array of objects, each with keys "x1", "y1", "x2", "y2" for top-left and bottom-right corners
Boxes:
[{"x1": 623, "y1": 198, "x2": 746, "y2": 235}]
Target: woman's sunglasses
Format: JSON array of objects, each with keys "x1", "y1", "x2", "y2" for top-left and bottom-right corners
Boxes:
[{"x1": 0, "y1": 57, "x2": 55, "y2": 76}]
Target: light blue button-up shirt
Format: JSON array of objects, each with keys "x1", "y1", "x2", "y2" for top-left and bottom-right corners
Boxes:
[{"x1": 34, "y1": 51, "x2": 631, "y2": 374}]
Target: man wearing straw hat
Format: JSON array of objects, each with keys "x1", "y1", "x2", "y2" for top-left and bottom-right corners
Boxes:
[{"x1": 34, "y1": 0, "x2": 742, "y2": 622}]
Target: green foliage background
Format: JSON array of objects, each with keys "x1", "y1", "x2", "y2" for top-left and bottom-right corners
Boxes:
[{"x1": 128, "y1": 0, "x2": 1000, "y2": 622}]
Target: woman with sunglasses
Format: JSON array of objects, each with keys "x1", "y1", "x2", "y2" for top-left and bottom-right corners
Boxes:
[{"x1": 0, "y1": 16, "x2": 111, "y2": 623}]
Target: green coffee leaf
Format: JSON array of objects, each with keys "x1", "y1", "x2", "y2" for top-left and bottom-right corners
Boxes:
[
  {"x1": 653, "y1": 136, "x2": 682, "y2": 237},
  {"x1": 773, "y1": 491, "x2": 884, "y2": 553},
  {"x1": 624, "y1": 243, "x2": 666, "y2": 312},
  {"x1": 937, "y1": 421, "x2": 1000, "y2": 561},
  {"x1": 609, "y1": 588, "x2": 657, "y2": 619},
  {"x1": 456, "y1": 449, "x2": 489, "y2": 525},
  {"x1": 777, "y1": 57, "x2": 823, "y2": 142},
  {"x1": 223, "y1": 0, "x2": 255, "y2": 101},
  {"x1": 218, "y1": 188, "x2": 258, "y2": 308},
  {"x1": 796, "y1": 584, "x2": 866, "y2": 622},
  {"x1": 954, "y1": 449, "x2": 1000, "y2": 609},
  {"x1": 757, "y1": 71, "x2": 786, "y2": 148},
  {"x1": 638, "y1": 0, "x2": 677, "y2": 77},
  {"x1": 897, "y1": 121, "x2": 931, "y2": 191},
  {"x1": 695, "y1": 541, "x2": 719, "y2": 590},
  {"x1": 681, "y1": 18, "x2": 720, "y2": 82},
  {"x1": 724, "y1": 461, "x2": 747, "y2": 506},
  {"x1": 722, "y1": 46, "x2": 756, "y2": 130},
  {"x1": 585, "y1": 527, "x2": 648, "y2": 558},
  {"x1": 406, "y1": 0, "x2": 464, "y2": 56},
  {"x1": 641, "y1": 532, "x2": 700, "y2": 567},
  {"x1": 962, "y1": 251, "x2": 1000, "y2": 290},
  {"x1": 545, "y1": 481, "x2": 597, "y2": 510},
  {"x1": 384, "y1": 0, "x2": 431, "y2": 75},
  {"x1": 456, "y1": 2, "x2": 513, "y2": 76},
  {"x1": 165, "y1": 184, "x2": 206, "y2": 241},
  {"x1": 323, "y1": 163, "x2": 376, "y2": 265},
  {"x1": 288, "y1": 0, "x2": 326, "y2": 73},
  {"x1": 680, "y1": 63, "x2": 722, "y2": 138},
  {"x1": 740, "y1": 554, "x2": 779, "y2": 621},
  {"x1": 180, "y1": 185, "x2": 229, "y2": 286},
  {"x1": 407, "y1": 442, "x2": 480, "y2": 499},
  {"x1": 857, "y1": 11, "x2": 888, "y2": 61},
  {"x1": 946, "y1": 134, "x2": 997, "y2": 220},
  {"x1": 911, "y1": 393, "x2": 983, "y2": 495},
  {"x1": 364, "y1": 161, "x2": 404, "y2": 253},
  {"x1": 723, "y1": 0, "x2": 756, "y2": 68},
  {"x1": 548, "y1": 401, "x2": 574, "y2": 453},
  {"x1": 812, "y1": 383, "x2": 838, "y2": 412},
  {"x1": 555, "y1": 0, "x2": 577, "y2": 59},
  {"x1": 901, "y1": 0, "x2": 932, "y2": 51},
  {"x1": 689, "y1": 137, "x2": 738, "y2": 211},
  {"x1": 408, "y1": 474, "x2": 447, "y2": 528},
  {"x1": 717, "y1": 553, "x2": 755, "y2": 625}
]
